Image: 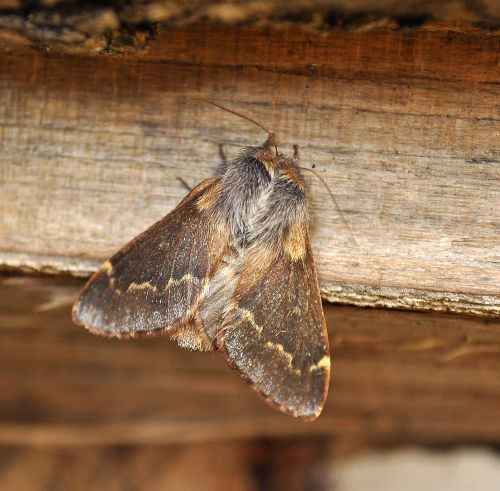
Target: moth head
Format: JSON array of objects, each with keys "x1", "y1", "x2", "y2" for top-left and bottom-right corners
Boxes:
[
  {"x1": 264, "y1": 133, "x2": 278, "y2": 156},
  {"x1": 254, "y1": 133, "x2": 279, "y2": 177},
  {"x1": 275, "y1": 154, "x2": 306, "y2": 193},
  {"x1": 258, "y1": 135, "x2": 306, "y2": 192}
]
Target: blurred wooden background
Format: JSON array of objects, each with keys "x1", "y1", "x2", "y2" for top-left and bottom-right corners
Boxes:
[
  {"x1": 1, "y1": 276, "x2": 500, "y2": 490},
  {"x1": 0, "y1": 0, "x2": 499, "y2": 489},
  {"x1": 2, "y1": 276, "x2": 500, "y2": 447}
]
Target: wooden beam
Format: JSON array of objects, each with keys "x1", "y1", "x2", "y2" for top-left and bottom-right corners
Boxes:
[
  {"x1": 1, "y1": 276, "x2": 499, "y2": 446},
  {"x1": 0, "y1": 24, "x2": 499, "y2": 314}
]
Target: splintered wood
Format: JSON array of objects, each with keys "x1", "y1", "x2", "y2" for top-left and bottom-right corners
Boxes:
[{"x1": 0, "y1": 24, "x2": 499, "y2": 315}]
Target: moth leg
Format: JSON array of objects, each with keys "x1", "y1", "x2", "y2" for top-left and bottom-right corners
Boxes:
[
  {"x1": 218, "y1": 143, "x2": 228, "y2": 166},
  {"x1": 176, "y1": 176, "x2": 192, "y2": 192},
  {"x1": 293, "y1": 144, "x2": 299, "y2": 159}
]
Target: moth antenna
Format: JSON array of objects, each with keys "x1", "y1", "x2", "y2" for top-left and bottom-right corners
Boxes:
[
  {"x1": 193, "y1": 98, "x2": 274, "y2": 137},
  {"x1": 176, "y1": 176, "x2": 192, "y2": 192},
  {"x1": 218, "y1": 143, "x2": 228, "y2": 166},
  {"x1": 300, "y1": 165, "x2": 358, "y2": 246}
]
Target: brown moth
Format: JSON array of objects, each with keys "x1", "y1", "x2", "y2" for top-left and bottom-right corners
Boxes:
[{"x1": 72, "y1": 124, "x2": 330, "y2": 419}]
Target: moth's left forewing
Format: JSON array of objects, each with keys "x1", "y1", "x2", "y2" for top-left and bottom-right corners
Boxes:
[{"x1": 72, "y1": 178, "x2": 228, "y2": 343}]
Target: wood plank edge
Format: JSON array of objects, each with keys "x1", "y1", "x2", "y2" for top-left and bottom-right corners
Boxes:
[
  {"x1": 2, "y1": 421, "x2": 500, "y2": 447},
  {"x1": 0, "y1": 252, "x2": 95, "y2": 278},
  {"x1": 323, "y1": 284, "x2": 500, "y2": 317},
  {"x1": 0, "y1": 421, "x2": 328, "y2": 446},
  {"x1": 2, "y1": 253, "x2": 498, "y2": 316}
]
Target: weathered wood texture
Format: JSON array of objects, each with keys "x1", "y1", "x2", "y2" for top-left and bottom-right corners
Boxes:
[
  {"x1": 0, "y1": 0, "x2": 498, "y2": 53},
  {"x1": 1, "y1": 276, "x2": 499, "y2": 446},
  {"x1": 0, "y1": 24, "x2": 499, "y2": 314}
]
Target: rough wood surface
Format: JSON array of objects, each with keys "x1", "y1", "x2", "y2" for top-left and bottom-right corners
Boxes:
[
  {"x1": 1, "y1": 276, "x2": 499, "y2": 446},
  {"x1": 0, "y1": 0, "x2": 498, "y2": 53},
  {"x1": 0, "y1": 24, "x2": 499, "y2": 314}
]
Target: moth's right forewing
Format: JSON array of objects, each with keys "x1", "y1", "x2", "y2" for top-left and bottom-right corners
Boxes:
[
  {"x1": 72, "y1": 178, "x2": 228, "y2": 339},
  {"x1": 204, "y1": 150, "x2": 331, "y2": 419},
  {"x1": 215, "y1": 244, "x2": 330, "y2": 420}
]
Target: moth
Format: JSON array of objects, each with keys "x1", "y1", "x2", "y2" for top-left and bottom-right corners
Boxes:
[{"x1": 72, "y1": 111, "x2": 330, "y2": 419}]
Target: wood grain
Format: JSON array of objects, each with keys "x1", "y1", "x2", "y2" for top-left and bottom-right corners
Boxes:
[
  {"x1": 1, "y1": 276, "x2": 499, "y2": 446},
  {"x1": 0, "y1": 24, "x2": 499, "y2": 315}
]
